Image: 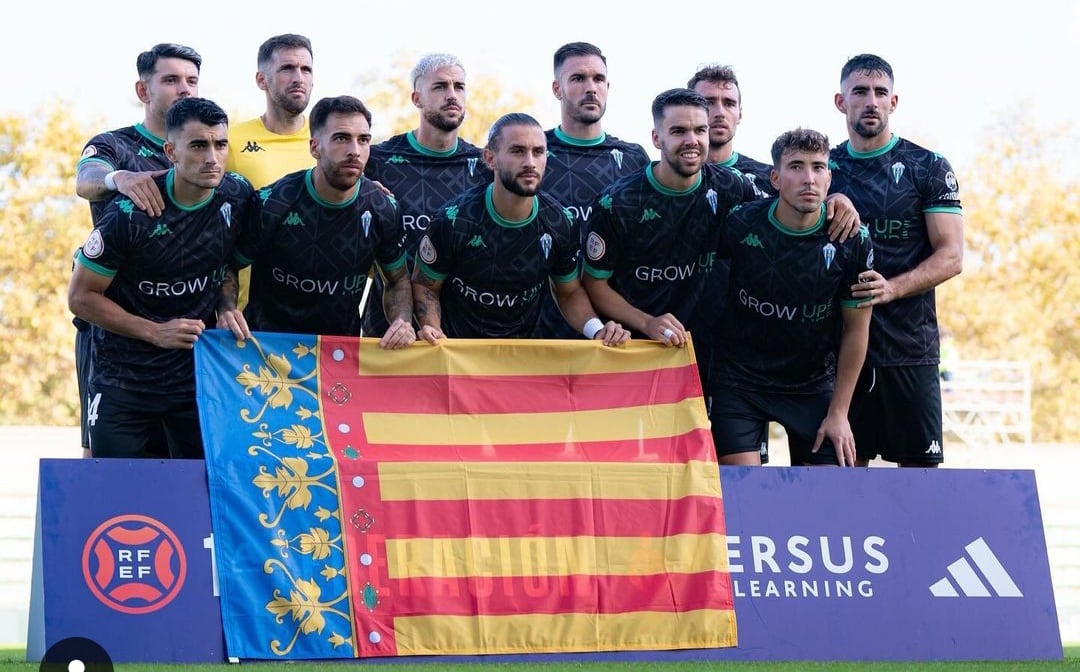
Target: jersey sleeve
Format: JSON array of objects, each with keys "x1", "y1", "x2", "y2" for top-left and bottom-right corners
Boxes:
[
  {"x1": 373, "y1": 195, "x2": 407, "y2": 273},
  {"x1": 923, "y1": 154, "x2": 963, "y2": 213},
  {"x1": 75, "y1": 199, "x2": 137, "y2": 276},
  {"x1": 232, "y1": 186, "x2": 272, "y2": 268},
  {"x1": 581, "y1": 190, "x2": 623, "y2": 279},
  {"x1": 840, "y1": 225, "x2": 875, "y2": 307},
  {"x1": 549, "y1": 207, "x2": 581, "y2": 284},
  {"x1": 76, "y1": 132, "x2": 124, "y2": 172},
  {"x1": 414, "y1": 204, "x2": 458, "y2": 281},
  {"x1": 719, "y1": 164, "x2": 760, "y2": 207}
]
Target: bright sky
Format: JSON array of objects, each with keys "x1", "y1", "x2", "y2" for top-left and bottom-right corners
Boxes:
[{"x1": 12, "y1": 0, "x2": 1079, "y2": 179}]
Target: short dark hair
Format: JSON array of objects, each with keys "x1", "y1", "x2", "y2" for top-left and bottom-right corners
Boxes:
[
  {"x1": 770, "y1": 128, "x2": 830, "y2": 166},
  {"x1": 136, "y1": 43, "x2": 202, "y2": 79},
  {"x1": 309, "y1": 96, "x2": 372, "y2": 134},
  {"x1": 486, "y1": 112, "x2": 542, "y2": 151},
  {"x1": 686, "y1": 64, "x2": 740, "y2": 100},
  {"x1": 840, "y1": 53, "x2": 894, "y2": 85},
  {"x1": 553, "y1": 42, "x2": 606, "y2": 75},
  {"x1": 166, "y1": 98, "x2": 228, "y2": 136},
  {"x1": 257, "y1": 33, "x2": 313, "y2": 69},
  {"x1": 651, "y1": 88, "x2": 708, "y2": 126}
]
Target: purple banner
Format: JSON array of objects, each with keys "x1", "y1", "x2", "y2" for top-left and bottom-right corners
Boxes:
[
  {"x1": 27, "y1": 459, "x2": 225, "y2": 663},
  {"x1": 716, "y1": 466, "x2": 1061, "y2": 661},
  {"x1": 27, "y1": 461, "x2": 1061, "y2": 662}
]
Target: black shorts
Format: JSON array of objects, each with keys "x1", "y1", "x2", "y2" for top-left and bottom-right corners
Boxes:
[
  {"x1": 87, "y1": 384, "x2": 204, "y2": 459},
  {"x1": 850, "y1": 365, "x2": 943, "y2": 465},
  {"x1": 709, "y1": 386, "x2": 839, "y2": 466}
]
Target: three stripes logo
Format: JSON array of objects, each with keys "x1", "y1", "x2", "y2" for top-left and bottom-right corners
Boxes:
[{"x1": 929, "y1": 537, "x2": 1022, "y2": 597}]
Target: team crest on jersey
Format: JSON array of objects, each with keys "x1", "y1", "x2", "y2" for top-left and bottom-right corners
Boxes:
[
  {"x1": 418, "y1": 235, "x2": 437, "y2": 265},
  {"x1": 80, "y1": 146, "x2": 97, "y2": 159},
  {"x1": 82, "y1": 230, "x2": 104, "y2": 259},
  {"x1": 610, "y1": 148, "x2": 624, "y2": 170},
  {"x1": 219, "y1": 202, "x2": 232, "y2": 229},
  {"x1": 586, "y1": 231, "x2": 606, "y2": 261},
  {"x1": 891, "y1": 161, "x2": 906, "y2": 184},
  {"x1": 706, "y1": 188, "x2": 718, "y2": 214},
  {"x1": 361, "y1": 210, "x2": 372, "y2": 238},
  {"x1": 945, "y1": 171, "x2": 958, "y2": 191},
  {"x1": 539, "y1": 233, "x2": 552, "y2": 260},
  {"x1": 822, "y1": 242, "x2": 836, "y2": 270},
  {"x1": 467, "y1": 157, "x2": 478, "y2": 177},
  {"x1": 866, "y1": 247, "x2": 875, "y2": 270}
]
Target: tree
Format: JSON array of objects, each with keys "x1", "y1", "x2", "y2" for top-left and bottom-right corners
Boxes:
[
  {"x1": 353, "y1": 52, "x2": 536, "y2": 147},
  {"x1": 0, "y1": 109, "x2": 93, "y2": 424},
  {"x1": 938, "y1": 114, "x2": 1080, "y2": 441}
]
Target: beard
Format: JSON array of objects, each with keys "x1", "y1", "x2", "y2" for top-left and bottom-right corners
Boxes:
[
  {"x1": 499, "y1": 167, "x2": 539, "y2": 197},
  {"x1": 853, "y1": 117, "x2": 885, "y2": 139},
  {"x1": 272, "y1": 88, "x2": 309, "y2": 116},
  {"x1": 568, "y1": 99, "x2": 605, "y2": 125},
  {"x1": 322, "y1": 163, "x2": 363, "y2": 192},
  {"x1": 664, "y1": 148, "x2": 704, "y2": 178},
  {"x1": 424, "y1": 106, "x2": 464, "y2": 133}
]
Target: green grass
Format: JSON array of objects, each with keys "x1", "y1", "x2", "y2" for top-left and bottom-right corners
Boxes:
[{"x1": 4, "y1": 646, "x2": 1079, "y2": 670}]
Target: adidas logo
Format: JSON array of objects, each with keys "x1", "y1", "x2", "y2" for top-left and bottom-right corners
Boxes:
[
  {"x1": 929, "y1": 537, "x2": 1021, "y2": 598},
  {"x1": 241, "y1": 141, "x2": 265, "y2": 153}
]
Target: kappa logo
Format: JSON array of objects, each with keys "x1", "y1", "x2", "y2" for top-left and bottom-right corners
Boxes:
[
  {"x1": 241, "y1": 141, "x2": 265, "y2": 153},
  {"x1": 138, "y1": 146, "x2": 156, "y2": 158},
  {"x1": 149, "y1": 223, "x2": 172, "y2": 237},
  {"x1": 929, "y1": 537, "x2": 1022, "y2": 598},
  {"x1": 740, "y1": 233, "x2": 764, "y2": 249},
  {"x1": 283, "y1": 211, "x2": 304, "y2": 227},
  {"x1": 387, "y1": 154, "x2": 408, "y2": 164},
  {"x1": 639, "y1": 208, "x2": 660, "y2": 223},
  {"x1": 926, "y1": 439, "x2": 942, "y2": 455},
  {"x1": 467, "y1": 234, "x2": 487, "y2": 248}
]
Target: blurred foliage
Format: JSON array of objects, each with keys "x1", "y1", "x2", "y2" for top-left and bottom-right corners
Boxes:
[
  {"x1": 939, "y1": 115, "x2": 1080, "y2": 441},
  {"x1": 0, "y1": 109, "x2": 91, "y2": 425}
]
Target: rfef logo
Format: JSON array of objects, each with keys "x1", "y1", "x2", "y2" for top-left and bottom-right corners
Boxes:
[{"x1": 81, "y1": 514, "x2": 187, "y2": 614}]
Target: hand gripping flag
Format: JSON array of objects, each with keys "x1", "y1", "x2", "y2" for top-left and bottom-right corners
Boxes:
[{"x1": 195, "y1": 331, "x2": 735, "y2": 659}]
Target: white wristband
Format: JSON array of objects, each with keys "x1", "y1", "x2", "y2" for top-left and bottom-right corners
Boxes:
[
  {"x1": 103, "y1": 171, "x2": 120, "y2": 191},
  {"x1": 582, "y1": 317, "x2": 604, "y2": 340}
]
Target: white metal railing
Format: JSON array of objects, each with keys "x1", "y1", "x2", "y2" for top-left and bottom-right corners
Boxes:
[{"x1": 941, "y1": 360, "x2": 1032, "y2": 447}]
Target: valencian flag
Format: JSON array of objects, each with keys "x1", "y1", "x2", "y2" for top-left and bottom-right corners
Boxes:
[{"x1": 195, "y1": 330, "x2": 735, "y2": 660}]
